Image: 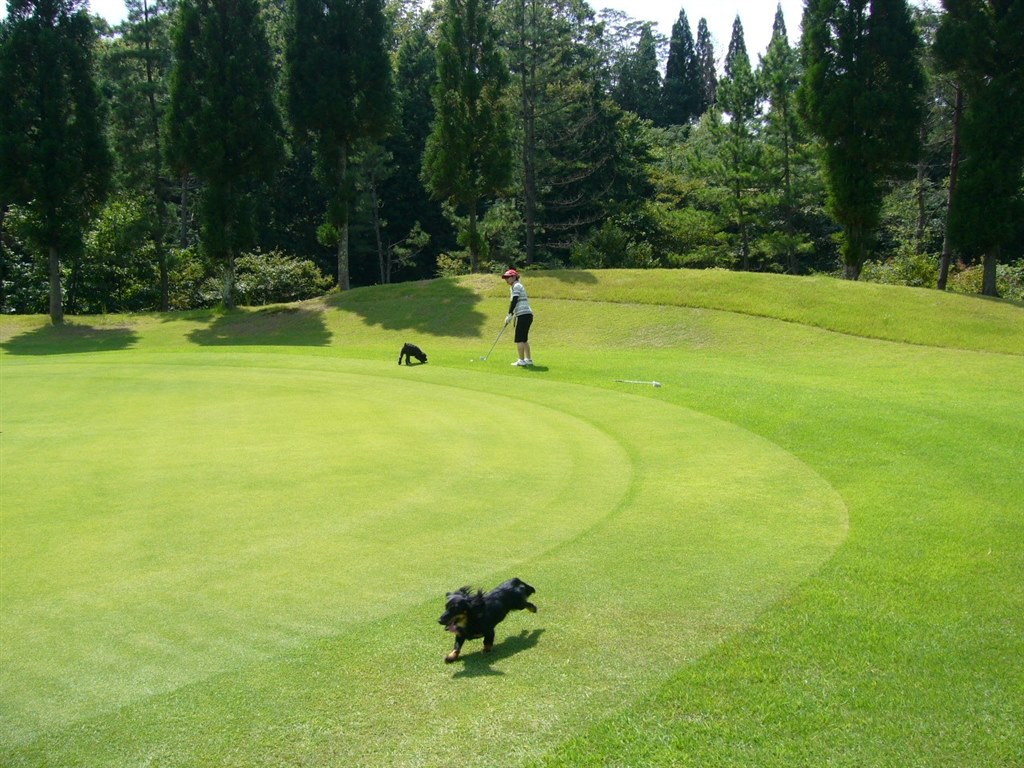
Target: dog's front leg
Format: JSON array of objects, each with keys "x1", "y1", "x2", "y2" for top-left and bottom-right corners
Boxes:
[
  {"x1": 482, "y1": 630, "x2": 496, "y2": 653},
  {"x1": 445, "y1": 636, "x2": 464, "y2": 663}
]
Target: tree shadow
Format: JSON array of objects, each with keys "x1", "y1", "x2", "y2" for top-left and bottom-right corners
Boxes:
[
  {"x1": 543, "y1": 269, "x2": 598, "y2": 284},
  {"x1": 330, "y1": 280, "x2": 489, "y2": 338},
  {"x1": 1, "y1": 322, "x2": 139, "y2": 355},
  {"x1": 187, "y1": 305, "x2": 332, "y2": 346},
  {"x1": 451, "y1": 628, "x2": 545, "y2": 679}
]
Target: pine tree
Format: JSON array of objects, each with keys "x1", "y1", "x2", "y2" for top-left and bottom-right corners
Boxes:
[
  {"x1": 0, "y1": 0, "x2": 112, "y2": 323},
  {"x1": 660, "y1": 8, "x2": 701, "y2": 126},
  {"x1": 799, "y1": 0, "x2": 924, "y2": 279},
  {"x1": 935, "y1": 0, "x2": 1024, "y2": 297},
  {"x1": 165, "y1": 0, "x2": 284, "y2": 307},
  {"x1": 758, "y1": 3, "x2": 811, "y2": 273},
  {"x1": 694, "y1": 17, "x2": 717, "y2": 114},
  {"x1": 614, "y1": 22, "x2": 660, "y2": 121},
  {"x1": 101, "y1": 0, "x2": 175, "y2": 309},
  {"x1": 286, "y1": 0, "x2": 395, "y2": 290},
  {"x1": 717, "y1": 15, "x2": 760, "y2": 270},
  {"x1": 423, "y1": 0, "x2": 512, "y2": 273}
]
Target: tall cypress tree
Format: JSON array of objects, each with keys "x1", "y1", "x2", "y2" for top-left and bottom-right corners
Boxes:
[
  {"x1": 0, "y1": 0, "x2": 111, "y2": 323},
  {"x1": 759, "y1": 3, "x2": 809, "y2": 273},
  {"x1": 423, "y1": 0, "x2": 512, "y2": 273},
  {"x1": 693, "y1": 17, "x2": 717, "y2": 115},
  {"x1": 286, "y1": 0, "x2": 394, "y2": 290},
  {"x1": 935, "y1": 0, "x2": 1024, "y2": 297},
  {"x1": 660, "y1": 8, "x2": 701, "y2": 126},
  {"x1": 717, "y1": 15, "x2": 760, "y2": 270},
  {"x1": 799, "y1": 0, "x2": 924, "y2": 279},
  {"x1": 614, "y1": 22, "x2": 660, "y2": 121},
  {"x1": 165, "y1": 0, "x2": 283, "y2": 307}
]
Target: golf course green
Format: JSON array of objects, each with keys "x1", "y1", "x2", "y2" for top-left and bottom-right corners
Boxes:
[{"x1": 1, "y1": 270, "x2": 1021, "y2": 766}]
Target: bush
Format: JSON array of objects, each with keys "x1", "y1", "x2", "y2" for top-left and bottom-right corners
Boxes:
[
  {"x1": 860, "y1": 248, "x2": 939, "y2": 288},
  {"x1": 948, "y1": 259, "x2": 1024, "y2": 302},
  {"x1": 234, "y1": 250, "x2": 333, "y2": 306}
]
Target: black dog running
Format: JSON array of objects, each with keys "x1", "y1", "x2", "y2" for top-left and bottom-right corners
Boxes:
[{"x1": 438, "y1": 578, "x2": 537, "y2": 663}]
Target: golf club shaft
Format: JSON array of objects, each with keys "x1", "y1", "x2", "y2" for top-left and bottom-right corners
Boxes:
[{"x1": 483, "y1": 321, "x2": 508, "y2": 360}]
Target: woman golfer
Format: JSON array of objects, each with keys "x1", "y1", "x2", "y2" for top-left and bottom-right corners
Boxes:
[{"x1": 503, "y1": 269, "x2": 534, "y2": 366}]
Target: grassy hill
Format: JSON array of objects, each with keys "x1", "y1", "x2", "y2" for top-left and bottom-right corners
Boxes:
[{"x1": 2, "y1": 270, "x2": 1022, "y2": 767}]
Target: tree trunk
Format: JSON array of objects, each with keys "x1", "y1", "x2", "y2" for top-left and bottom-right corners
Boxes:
[
  {"x1": 468, "y1": 204, "x2": 480, "y2": 273},
  {"x1": 982, "y1": 245, "x2": 999, "y2": 297},
  {"x1": 938, "y1": 82, "x2": 962, "y2": 291},
  {"x1": 520, "y1": 0, "x2": 537, "y2": 265},
  {"x1": 337, "y1": 145, "x2": 351, "y2": 290},
  {"x1": 49, "y1": 244, "x2": 64, "y2": 324}
]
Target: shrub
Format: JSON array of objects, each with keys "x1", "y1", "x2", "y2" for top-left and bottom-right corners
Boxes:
[{"x1": 234, "y1": 250, "x2": 333, "y2": 306}]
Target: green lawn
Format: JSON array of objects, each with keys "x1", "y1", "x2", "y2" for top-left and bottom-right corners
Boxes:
[{"x1": 1, "y1": 270, "x2": 1021, "y2": 766}]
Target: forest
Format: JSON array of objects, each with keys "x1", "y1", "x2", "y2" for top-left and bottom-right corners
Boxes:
[{"x1": 1, "y1": 0, "x2": 1022, "y2": 321}]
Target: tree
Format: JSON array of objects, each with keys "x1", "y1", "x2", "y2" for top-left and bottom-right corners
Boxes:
[
  {"x1": 716, "y1": 15, "x2": 760, "y2": 270},
  {"x1": 423, "y1": 0, "x2": 512, "y2": 272},
  {"x1": 799, "y1": 0, "x2": 925, "y2": 279},
  {"x1": 660, "y1": 8, "x2": 701, "y2": 126},
  {"x1": 286, "y1": 0, "x2": 395, "y2": 290},
  {"x1": 694, "y1": 17, "x2": 717, "y2": 114},
  {"x1": 935, "y1": 0, "x2": 1024, "y2": 297},
  {"x1": 165, "y1": 0, "x2": 283, "y2": 307},
  {"x1": 101, "y1": 0, "x2": 175, "y2": 310},
  {"x1": 0, "y1": 0, "x2": 112, "y2": 323},
  {"x1": 614, "y1": 22, "x2": 660, "y2": 121},
  {"x1": 759, "y1": 3, "x2": 812, "y2": 273}
]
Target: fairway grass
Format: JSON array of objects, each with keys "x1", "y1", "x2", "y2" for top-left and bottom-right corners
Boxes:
[{"x1": 1, "y1": 270, "x2": 1022, "y2": 767}]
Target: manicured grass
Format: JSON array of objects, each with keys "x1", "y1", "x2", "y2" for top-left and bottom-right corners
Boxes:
[{"x1": 1, "y1": 270, "x2": 1021, "y2": 767}]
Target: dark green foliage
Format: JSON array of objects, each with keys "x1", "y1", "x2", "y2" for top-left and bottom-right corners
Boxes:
[
  {"x1": 694, "y1": 17, "x2": 716, "y2": 114},
  {"x1": 613, "y1": 23, "x2": 660, "y2": 121},
  {"x1": 799, "y1": 0, "x2": 925, "y2": 279},
  {"x1": 0, "y1": 0, "x2": 112, "y2": 322},
  {"x1": 234, "y1": 250, "x2": 334, "y2": 305},
  {"x1": 286, "y1": 0, "x2": 395, "y2": 289},
  {"x1": 660, "y1": 9, "x2": 701, "y2": 126},
  {"x1": 423, "y1": 0, "x2": 512, "y2": 272},
  {"x1": 935, "y1": 0, "x2": 1024, "y2": 296},
  {"x1": 165, "y1": 0, "x2": 284, "y2": 307}
]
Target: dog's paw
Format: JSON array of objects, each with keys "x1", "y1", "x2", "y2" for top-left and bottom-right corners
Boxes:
[
  {"x1": 526, "y1": 603, "x2": 537, "y2": 613},
  {"x1": 445, "y1": 650, "x2": 460, "y2": 663}
]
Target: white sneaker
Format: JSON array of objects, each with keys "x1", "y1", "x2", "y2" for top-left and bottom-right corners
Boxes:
[
  {"x1": 523, "y1": 359, "x2": 533, "y2": 366},
  {"x1": 512, "y1": 359, "x2": 527, "y2": 366}
]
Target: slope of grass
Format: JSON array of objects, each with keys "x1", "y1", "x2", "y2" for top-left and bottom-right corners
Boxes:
[{"x1": 1, "y1": 269, "x2": 1022, "y2": 766}]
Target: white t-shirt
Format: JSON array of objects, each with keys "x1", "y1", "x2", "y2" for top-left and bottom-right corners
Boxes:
[{"x1": 510, "y1": 281, "x2": 532, "y2": 316}]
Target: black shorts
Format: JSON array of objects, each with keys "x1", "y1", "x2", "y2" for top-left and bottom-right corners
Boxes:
[{"x1": 514, "y1": 313, "x2": 533, "y2": 343}]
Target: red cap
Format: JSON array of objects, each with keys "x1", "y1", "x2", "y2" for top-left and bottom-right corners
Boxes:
[{"x1": 502, "y1": 269, "x2": 519, "y2": 279}]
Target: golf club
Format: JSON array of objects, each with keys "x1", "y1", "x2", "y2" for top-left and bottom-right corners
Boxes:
[{"x1": 475, "y1": 321, "x2": 509, "y2": 361}]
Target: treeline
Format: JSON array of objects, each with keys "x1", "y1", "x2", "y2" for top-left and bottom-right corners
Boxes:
[{"x1": 1, "y1": 0, "x2": 1022, "y2": 321}]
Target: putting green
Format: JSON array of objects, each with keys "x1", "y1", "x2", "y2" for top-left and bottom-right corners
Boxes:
[{"x1": 1, "y1": 352, "x2": 847, "y2": 766}]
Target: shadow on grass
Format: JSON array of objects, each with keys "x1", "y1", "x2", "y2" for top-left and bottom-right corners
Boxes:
[
  {"x1": 451, "y1": 629, "x2": 545, "y2": 678},
  {"x1": 330, "y1": 280, "x2": 489, "y2": 339},
  {"x1": 188, "y1": 306, "x2": 331, "y2": 346},
  {"x1": 542, "y1": 269, "x2": 598, "y2": 284},
  {"x1": 1, "y1": 322, "x2": 139, "y2": 355}
]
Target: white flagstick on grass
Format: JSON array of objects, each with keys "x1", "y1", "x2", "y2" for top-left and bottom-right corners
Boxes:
[{"x1": 615, "y1": 379, "x2": 662, "y2": 388}]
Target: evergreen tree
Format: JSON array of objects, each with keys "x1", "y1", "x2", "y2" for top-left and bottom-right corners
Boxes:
[
  {"x1": 694, "y1": 17, "x2": 717, "y2": 114},
  {"x1": 100, "y1": 0, "x2": 175, "y2": 309},
  {"x1": 717, "y1": 15, "x2": 760, "y2": 270},
  {"x1": 423, "y1": 0, "x2": 512, "y2": 272},
  {"x1": 0, "y1": 0, "x2": 112, "y2": 323},
  {"x1": 614, "y1": 22, "x2": 660, "y2": 121},
  {"x1": 758, "y1": 3, "x2": 811, "y2": 273},
  {"x1": 286, "y1": 0, "x2": 395, "y2": 290},
  {"x1": 165, "y1": 0, "x2": 284, "y2": 307},
  {"x1": 799, "y1": 0, "x2": 925, "y2": 279},
  {"x1": 660, "y1": 8, "x2": 701, "y2": 126},
  {"x1": 935, "y1": 0, "x2": 1024, "y2": 297}
]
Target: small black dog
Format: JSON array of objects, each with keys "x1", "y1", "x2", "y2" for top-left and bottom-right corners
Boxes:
[
  {"x1": 438, "y1": 577, "x2": 537, "y2": 663},
  {"x1": 398, "y1": 342, "x2": 428, "y2": 366}
]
